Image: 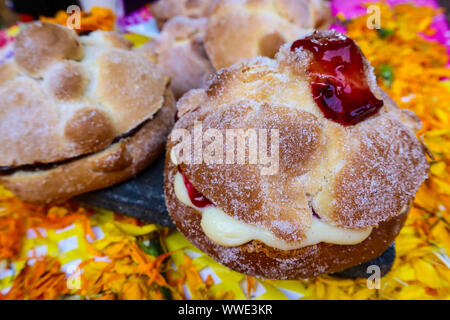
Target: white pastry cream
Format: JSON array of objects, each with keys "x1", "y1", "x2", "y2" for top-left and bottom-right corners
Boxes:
[{"x1": 173, "y1": 171, "x2": 373, "y2": 250}]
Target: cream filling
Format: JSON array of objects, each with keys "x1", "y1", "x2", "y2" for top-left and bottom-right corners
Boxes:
[{"x1": 173, "y1": 171, "x2": 372, "y2": 250}]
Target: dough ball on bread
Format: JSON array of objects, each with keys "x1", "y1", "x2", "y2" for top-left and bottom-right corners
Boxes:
[{"x1": 14, "y1": 21, "x2": 84, "y2": 77}]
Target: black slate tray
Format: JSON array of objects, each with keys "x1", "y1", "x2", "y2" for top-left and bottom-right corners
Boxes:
[{"x1": 76, "y1": 154, "x2": 173, "y2": 227}]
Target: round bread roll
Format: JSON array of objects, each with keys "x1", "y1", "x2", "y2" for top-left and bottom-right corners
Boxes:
[
  {"x1": 205, "y1": 0, "x2": 332, "y2": 70},
  {"x1": 146, "y1": 0, "x2": 330, "y2": 98},
  {"x1": 150, "y1": 0, "x2": 219, "y2": 29},
  {"x1": 143, "y1": 16, "x2": 215, "y2": 99},
  {"x1": 164, "y1": 31, "x2": 429, "y2": 279},
  {"x1": 0, "y1": 22, "x2": 176, "y2": 204}
]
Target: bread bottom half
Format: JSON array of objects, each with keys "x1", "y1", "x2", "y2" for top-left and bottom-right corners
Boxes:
[{"x1": 164, "y1": 155, "x2": 408, "y2": 279}]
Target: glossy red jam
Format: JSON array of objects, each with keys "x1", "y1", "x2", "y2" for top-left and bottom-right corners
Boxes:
[
  {"x1": 290, "y1": 32, "x2": 383, "y2": 126},
  {"x1": 179, "y1": 169, "x2": 213, "y2": 208}
]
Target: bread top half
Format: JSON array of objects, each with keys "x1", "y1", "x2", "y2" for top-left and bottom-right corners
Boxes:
[
  {"x1": 0, "y1": 22, "x2": 169, "y2": 167},
  {"x1": 171, "y1": 31, "x2": 429, "y2": 243}
]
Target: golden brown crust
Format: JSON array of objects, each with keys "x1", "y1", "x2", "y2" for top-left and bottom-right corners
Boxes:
[
  {"x1": 63, "y1": 108, "x2": 114, "y2": 154},
  {"x1": 165, "y1": 156, "x2": 408, "y2": 279},
  {"x1": 142, "y1": 16, "x2": 215, "y2": 99},
  {"x1": 0, "y1": 22, "x2": 169, "y2": 167},
  {"x1": 204, "y1": 0, "x2": 330, "y2": 69},
  {"x1": 1, "y1": 89, "x2": 176, "y2": 204}
]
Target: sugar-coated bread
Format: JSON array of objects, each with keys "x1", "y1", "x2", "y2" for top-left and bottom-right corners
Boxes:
[
  {"x1": 205, "y1": 0, "x2": 331, "y2": 69},
  {"x1": 164, "y1": 31, "x2": 429, "y2": 279},
  {"x1": 0, "y1": 22, "x2": 175, "y2": 203},
  {"x1": 4, "y1": 87, "x2": 175, "y2": 204},
  {"x1": 143, "y1": 16, "x2": 215, "y2": 99}
]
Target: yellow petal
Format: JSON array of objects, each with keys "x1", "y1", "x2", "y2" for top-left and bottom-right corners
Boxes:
[
  {"x1": 426, "y1": 129, "x2": 450, "y2": 137},
  {"x1": 113, "y1": 222, "x2": 158, "y2": 236},
  {"x1": 431, "y1": 221, "x2": 450, "y2": 255},
  {"x1": 315, "y1": 281, "x2": 326, "y2": 299},
  {"x1": 431, "y1": 162, "x2": 446, "y2": 176},
  {"x1": 352, "y1": 288, "x2": 376, "y2": 300},
  {"x1": 120, "y1": 280, "x2": 148, "y2": 300},
  {"x1": 396, "y1": 284, "x2": 429, "y2": 300},
  {"x1": 392, "y1": 264, "x2": 416, "y2": 282},
  {"x1": 325, "y1": 285, "x2": 340, "y2": 300},
  {"x1": 412, "y1": 259, "x2": 443, "y2": 289},
  {"x1": 433, "y1": 178, "x2": 450, "y2": 195},
  {"x1": 396, "y1": 236, "x2": 424, "y2": 255}
]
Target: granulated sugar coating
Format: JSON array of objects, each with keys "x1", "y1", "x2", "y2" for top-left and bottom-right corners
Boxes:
[
  {"x1": 328, "y1": 115, "x2": 429, "y2": 228},
  {"x1": 177, "y1": 102, "x2": 321, "y2": 242}
]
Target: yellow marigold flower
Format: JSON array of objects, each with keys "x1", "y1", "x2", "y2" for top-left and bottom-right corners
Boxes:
[{"x1": 120, "y1": 279, "x2": 149, "y2": 300}]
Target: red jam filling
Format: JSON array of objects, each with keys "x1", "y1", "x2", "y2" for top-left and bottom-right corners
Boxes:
[
  {"x1": 179, "y1": 169, "x2": 213, "y2": 208},
  {"x1": 290, "y1": 32, "x2": 383, "y2": 126},
  {"x1": 311, "y1": 207, "x2": 321, "y2": 220}
]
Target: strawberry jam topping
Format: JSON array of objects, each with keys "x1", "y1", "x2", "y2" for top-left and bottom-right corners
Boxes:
[
  {"x1": 179, "y1": 169, "x2": 213, "y2": 208},
  {"x1": 290, "y1": 32, "x2": 383, "y2": 126}
]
